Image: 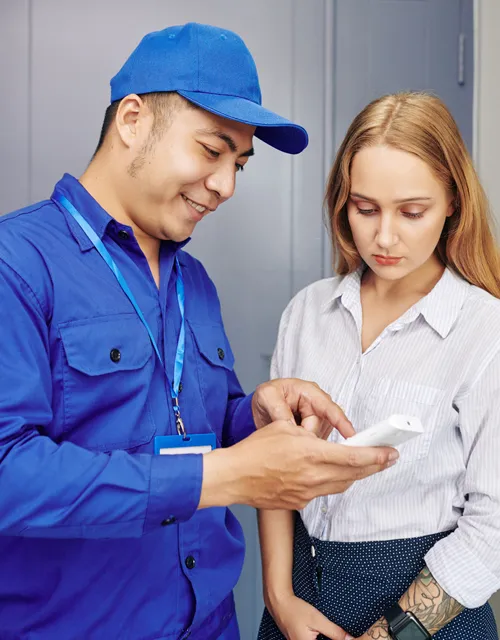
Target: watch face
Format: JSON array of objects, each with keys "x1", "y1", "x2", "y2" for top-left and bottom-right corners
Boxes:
[{"x1": 396, "y1": 622, "x2": 429, "y2": 640}]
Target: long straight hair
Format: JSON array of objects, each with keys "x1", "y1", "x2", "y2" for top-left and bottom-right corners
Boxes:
[{"x1": 325, "y1": 92, "x2": 500, "y2": 298}]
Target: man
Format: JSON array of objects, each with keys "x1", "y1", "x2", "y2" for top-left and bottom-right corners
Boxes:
[{"x1": 0, "y1": 23, "x2": 397, "y2": 639}]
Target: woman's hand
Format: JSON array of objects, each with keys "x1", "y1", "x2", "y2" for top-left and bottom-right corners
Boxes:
[{"x1": 267, "y1": 593, "x2": 354, "y2": 640}]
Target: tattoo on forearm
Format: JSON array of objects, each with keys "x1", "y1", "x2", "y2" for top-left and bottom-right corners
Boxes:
[
  {"x1": 365, "y1": 567, "x2": 464, "y2": 638},
  {"x1": 401, "y1": 567, "x2": 464, "y2": 634},
  {"x1": 366, "y1": 617, "x2": 390, "y2": 638}
]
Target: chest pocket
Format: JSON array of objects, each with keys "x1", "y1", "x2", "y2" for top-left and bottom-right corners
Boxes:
[
  {"x1": 188, "y1": 321, "x2": 235, "y2": 443},
  {"x1": 59, "y1": 314, "x2": 155, "y2": 451},
  {"x1": 363, "y1": 377, "x2": 444, "y2": 463}
]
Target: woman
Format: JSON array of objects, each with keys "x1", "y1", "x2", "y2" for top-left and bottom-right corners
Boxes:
[{"x1": 258, "y1": 92, "x2": 500, "y2": 640}]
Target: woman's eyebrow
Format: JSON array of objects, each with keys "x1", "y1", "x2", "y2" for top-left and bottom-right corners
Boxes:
[{"x1": 350, "y1": 191, "x2": 432, "y2": 204}]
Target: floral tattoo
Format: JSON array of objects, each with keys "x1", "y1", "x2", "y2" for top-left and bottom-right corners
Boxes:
[{"x1": 365, "y1": 567, "x2": 464, "y2": 638}]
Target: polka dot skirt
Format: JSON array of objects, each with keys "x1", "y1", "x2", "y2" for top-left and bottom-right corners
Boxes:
[{"x1": 258, "y1": 514, "x2": 498, "y2": 640}]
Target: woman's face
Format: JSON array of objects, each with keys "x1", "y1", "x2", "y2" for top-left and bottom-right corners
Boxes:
[{"x1": 346, "y1": 145, "x2": 454, "y2": 281}]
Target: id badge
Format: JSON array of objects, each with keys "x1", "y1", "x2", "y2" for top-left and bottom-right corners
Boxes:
[{"x1": 154, "y1": 433, "x2": 216, "y2": 455}]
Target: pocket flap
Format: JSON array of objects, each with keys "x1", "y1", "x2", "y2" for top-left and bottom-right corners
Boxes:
[
  {"x1": 59, "y1": 315, "x2": 153, "y2": 376},
  {"x1": 188, "y1": 322, "x2": 235, "y2": 371}
]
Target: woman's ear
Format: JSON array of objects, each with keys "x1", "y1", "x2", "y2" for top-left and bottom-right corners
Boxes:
[{"x1": 447, "y1": 195, "x2": 458, "y2": 218}]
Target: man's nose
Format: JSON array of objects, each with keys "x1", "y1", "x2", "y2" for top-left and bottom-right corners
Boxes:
[{"x1": 205, "y1": 166, "x2": 236, "y2": 202}]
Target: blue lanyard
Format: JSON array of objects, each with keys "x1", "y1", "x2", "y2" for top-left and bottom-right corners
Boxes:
[{"x1": 54, "y1": 194, "x2": 187, "y2": 436}]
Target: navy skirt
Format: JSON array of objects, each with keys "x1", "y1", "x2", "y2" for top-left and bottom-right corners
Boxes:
[{"x1": 258, "y1": 514, "x2": 498, "y2": 639}]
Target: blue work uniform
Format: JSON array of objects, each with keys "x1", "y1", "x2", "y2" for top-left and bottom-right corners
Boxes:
[{"x1": 0, "y1": 174, "x2": 255, "y2": 639}]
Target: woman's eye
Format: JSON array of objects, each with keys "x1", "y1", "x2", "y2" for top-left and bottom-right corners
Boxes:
[
  {"x1": 357, "y1": 208, "x2": 376, "y2": 215},
  {"x1": 403, "y1": 211, "x2": 424, "y2": 219}
]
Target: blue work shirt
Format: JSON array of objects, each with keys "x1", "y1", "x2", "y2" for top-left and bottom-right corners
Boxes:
[{"x1": 0, "y1": 174, "x2": 256, "y2": 639}]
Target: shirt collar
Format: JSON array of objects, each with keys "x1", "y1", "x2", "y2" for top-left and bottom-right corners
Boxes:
[
  {"x1": 52, "y1": 174, "x2": 113, "y2": 251},
  {"x1": 322, "y1": 265, "x2": 470, "y2": 339},
  {"x1": 321, "y1": 268, "x2": 363, "y2": 313},
  {"x1": 51, "y1": 173, "x2": 190, "y2": 254},
  {"x1": 416, "y1": 267, "x2": 470, "y2": 338}
]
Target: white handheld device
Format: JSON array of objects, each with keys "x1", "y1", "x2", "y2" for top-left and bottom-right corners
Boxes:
[{"x1": 343, "y1": 414, "x2": 424, "y2": 448}]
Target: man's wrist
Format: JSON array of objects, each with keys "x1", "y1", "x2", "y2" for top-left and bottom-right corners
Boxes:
[{"x1": 198, "y1": 447, "x2": 242, "y2": 509}]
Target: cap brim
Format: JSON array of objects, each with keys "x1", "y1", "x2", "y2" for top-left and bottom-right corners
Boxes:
[{"x1": 177, "y1": 90, "x2": 308, "y2": 155}]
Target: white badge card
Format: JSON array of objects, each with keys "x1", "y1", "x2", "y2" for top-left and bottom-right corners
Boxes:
[{"x1": 154, "y1": 433, "x2": 216, "y2": 455}]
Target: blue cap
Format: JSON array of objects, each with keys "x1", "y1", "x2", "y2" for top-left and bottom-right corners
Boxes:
[{"x1": 110, "y1": 23, "x2": 308, "y2": 155}]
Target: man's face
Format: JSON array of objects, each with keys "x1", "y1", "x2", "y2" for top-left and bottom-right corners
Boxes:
[
  {"x1": 122, "y1": 102, "x2": 255, "y2": 243},
  {"x1": 346, "y1": 145, "x2": 453, "y2": 282}
]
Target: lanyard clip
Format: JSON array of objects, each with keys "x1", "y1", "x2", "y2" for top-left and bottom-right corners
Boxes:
[
  {"x1": 176, "y1": 414, "x2": 187, "y2": 437},
  {"x1": 172, "y1": 397, "x2": 187, "y2": 437}
]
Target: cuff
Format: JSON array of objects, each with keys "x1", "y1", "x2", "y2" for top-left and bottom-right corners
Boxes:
[
  {"x1": 223, "y1": 392, "x2": 256, "y2": 447},
  {"x1": 424, "y1": 532, "x2": 500, "y2": 608},
  {"x1": 144, "y1": 453, "x2": 203, "y2": 533}
]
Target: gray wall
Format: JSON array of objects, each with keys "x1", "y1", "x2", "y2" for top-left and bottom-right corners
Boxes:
[
  {"x1": 475, "y1": 0, "x2": 500, "y2": 220},
  {"x1": 0, "y1": 0, "x2": 498, "y2": 636},
  {"x1": 1, "y1": 1, "x2": 30, "y2": 211}
]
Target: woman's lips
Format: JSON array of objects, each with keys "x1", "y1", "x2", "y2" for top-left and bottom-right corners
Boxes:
[{"x1": 373, "y1": 255, "x2": 403, "y2": 266}]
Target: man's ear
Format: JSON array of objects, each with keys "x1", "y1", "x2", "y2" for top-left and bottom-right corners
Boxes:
[{"x1": 114, "y1": 94, "x2": 152, "y2": 149}]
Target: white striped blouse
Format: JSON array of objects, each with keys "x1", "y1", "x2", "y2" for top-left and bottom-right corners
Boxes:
[{"x1": 272, "y1": 267, "x2": 500, "y2": 608}]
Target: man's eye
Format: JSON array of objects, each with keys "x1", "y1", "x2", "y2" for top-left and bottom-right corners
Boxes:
[
  {"x1": 202, "y1": 144, "x2": 220, "y2": 158},
  {"x1": 236, "y1": 163, "x2": 245, "y2": 172}
]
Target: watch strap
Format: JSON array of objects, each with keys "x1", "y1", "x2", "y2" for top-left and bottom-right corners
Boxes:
[
  {"x1": 385, "y1": 603, "x2": 432, "y2": 639},
  {"x1": 385, "y1": 603, "x2": 408, "y2": 632}
]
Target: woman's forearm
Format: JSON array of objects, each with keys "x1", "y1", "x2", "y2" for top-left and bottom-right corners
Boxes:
[
  {"x1": 258, "y1": 509, "x2": 295, "y2": 608},
  {"x1": 364, "y1": 566, "x2": 464, "y2": 638}
]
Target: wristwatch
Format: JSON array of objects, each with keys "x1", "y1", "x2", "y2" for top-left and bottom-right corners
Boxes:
[{"x1": 385, "y1": 603, "x2": 431, "y2": 639}]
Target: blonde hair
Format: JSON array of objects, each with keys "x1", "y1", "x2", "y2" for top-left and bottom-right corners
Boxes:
[{"x1": 325, "y1": 91, "x2": 500, "y2": 298}]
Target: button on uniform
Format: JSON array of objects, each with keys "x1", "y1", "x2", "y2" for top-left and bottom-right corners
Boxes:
[
  {"x1": 118, "y1": 230, "x2": 129, "y2": 240},
  {"x1": 110, "y1": 348, "x2": 121, "y2": 363},
  {"x1": 161, "y1": 517, "x2": 176, "y2": 526},
  {"x1": 217, "y1": 348, "x2": 225, "y2": 361},
  {"x1": 185, "y1": 555, "x2": 196, "y2": 570}
]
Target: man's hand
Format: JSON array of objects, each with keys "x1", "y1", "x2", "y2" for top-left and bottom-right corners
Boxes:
[
  {"x1": 199, "y1": 420, "x2": 398, "y2": 510},
  {"x1": 252, "y1": 378, "x2": 355, "y2": 440}
]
